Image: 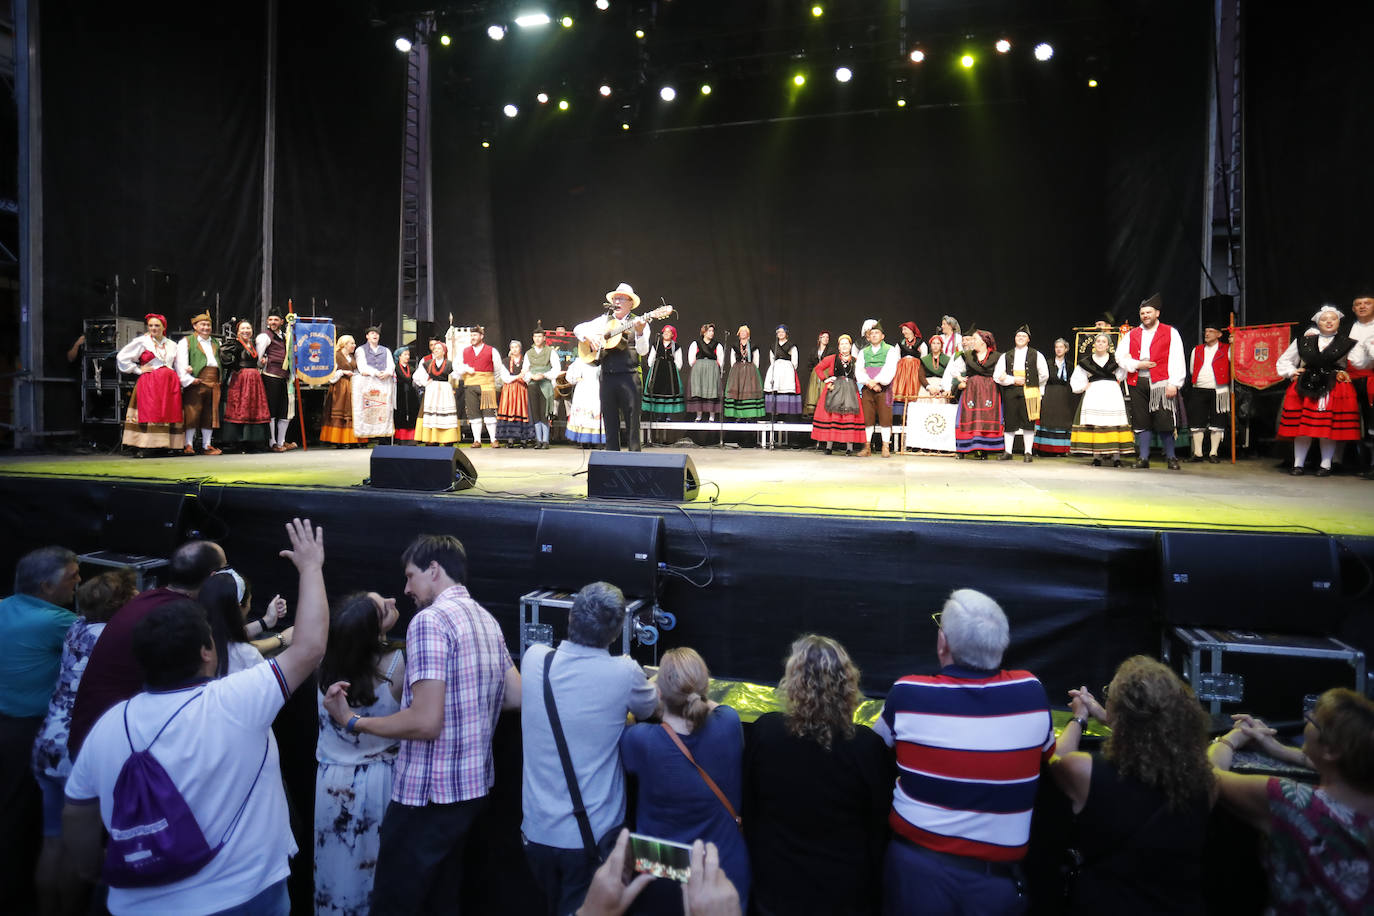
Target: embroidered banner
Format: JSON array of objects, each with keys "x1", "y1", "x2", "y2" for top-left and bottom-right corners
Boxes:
[
  {"x1": 293, "y1": 318, "x2": 336, "y2": 385},
  {"x1": 1231, "y1": 324, "x2": 1292, "y2": 390}
]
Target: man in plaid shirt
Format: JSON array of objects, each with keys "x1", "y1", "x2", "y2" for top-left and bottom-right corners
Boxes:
[{"x1": 324, "y1": 534, "x2": 520, "y2": 914}]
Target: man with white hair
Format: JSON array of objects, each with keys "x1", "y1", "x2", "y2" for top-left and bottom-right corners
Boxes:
[{"x1": 873, "y1": 589, "x2": 1053, "y2": 915}]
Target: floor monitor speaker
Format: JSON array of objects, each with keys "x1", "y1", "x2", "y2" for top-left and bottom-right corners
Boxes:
[
  {"x1": 534, "y1": 509, "x2": 663, "y2": 597},
  {"x1": 369, "y1": 445, "x2": 476, "y2": 491},
  {"x1": 587, "y1": 451, "x2": 699, "y2": 501},
  {"x1": 102, "y1": 489, "x2": 195, "y2": 559}
]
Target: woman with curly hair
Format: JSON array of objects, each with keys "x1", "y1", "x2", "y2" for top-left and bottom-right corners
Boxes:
[
  {"x1": 744, "y1": 635, "x2": 893, "y2": 916},
  {"x1": 1050, "y1": 655, "x2": 1215, "y2": 914}
]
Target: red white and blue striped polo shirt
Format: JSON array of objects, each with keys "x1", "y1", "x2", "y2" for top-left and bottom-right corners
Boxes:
[{"x1": 873, "y1": 665, "x2": 1054, "y2": 862}]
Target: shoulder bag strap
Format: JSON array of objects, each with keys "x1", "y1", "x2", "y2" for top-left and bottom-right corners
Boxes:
[
  {"x1": 543, "y1": 650, "x2": 600, "y2": 864},
  {"x1": 659, "y1": 722, "x2": 742, "y2": 831}
]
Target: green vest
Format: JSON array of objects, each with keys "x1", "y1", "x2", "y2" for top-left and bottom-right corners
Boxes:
[
  {"x1": 185, "y1": 335, "x2": 219, "y2": 374},
  {"x1": 527, "y1": 346, "x2": 553, "y2": 374},
  {"x1": 862, "y1": 341, "x2": 892, "y2": 368}
]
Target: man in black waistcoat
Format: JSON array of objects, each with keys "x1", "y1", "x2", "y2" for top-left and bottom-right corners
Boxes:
[{"x1": 573, "y1": 283, "x2": 652, "y2": 451}]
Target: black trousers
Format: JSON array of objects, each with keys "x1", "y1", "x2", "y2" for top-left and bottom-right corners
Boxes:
[
  {"x1": 0, "y1": 714, "x2": 43, "y2": 915},
  {"x1": 523, "y1": 827, "x2": 620, "y2": 916},
  {"x1": 600, "y1": 371, "x2": 642, "y2": 451},
  {"x1": 371, "y1": 795, "x2": 488, "y2": 916}
]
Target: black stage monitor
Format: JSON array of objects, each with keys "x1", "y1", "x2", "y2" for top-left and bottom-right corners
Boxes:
[
  {"x1": 102, "y1": 489, "x2": 195, "y2": 561},
  {"x1": 587, "y1": 451, "x2": 699, "y2": 501},
  {"x1": 534, "y1": 508, "x2": 663, "y2": 598},
  {"x1": 369, "y1": 445, "x2": 476, "y2": 491}
]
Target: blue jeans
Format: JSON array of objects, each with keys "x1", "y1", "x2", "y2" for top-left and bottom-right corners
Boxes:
[
  {"x1": 212, "y1": 878, "x2": 289, "y2": 916},
  {"x1": 882, "y1": 839, "x2": 1026, "y2": 916}
]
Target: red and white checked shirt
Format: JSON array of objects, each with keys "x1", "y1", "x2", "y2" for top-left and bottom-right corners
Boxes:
[{"x1": 391, "y1": 584, "x2": 513, "y2": 806}]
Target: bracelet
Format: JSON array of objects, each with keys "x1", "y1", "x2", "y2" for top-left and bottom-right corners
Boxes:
[
  {"x1": 1213, "y1": 735, "x2": 1237, "y2": 752},
  {"x1": 346, "y1": 714, "x2": 362, "y2": 734},
  {"x1": 1071, "y1": 716, "x2": 1089, "y2": 731},
  {"x1": 274, "y1": 632, "x2": 286, "y2": 647}
]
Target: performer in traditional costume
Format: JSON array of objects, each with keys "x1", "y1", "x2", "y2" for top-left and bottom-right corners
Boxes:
[
  {"x1": 643, "y1": 325, "x2": 686, "y2": 439},
  {"x1": 763, "y1": 325, "x2": 801, "y2": 419},
  {"x1": 319, "y1": 336, "x2": 362, "y2": 446},
  {"x1": 564, "y1": 357, "x2": 605, "y2": 446},
  {"x1": 1348, "y1": 291, "x2": 1374, "y2": 478},
  {"x1": 921, "y1": 334, "x2": 952, "y2": 387},
  {"x1": 219, "y1": 319, "x2": 271, "y2": 452},
  {"x1": 1277, "y1": 305, "x2": 1362, "y2": 476},
  {"x1": 938, "y1": 316, "x2": 962, "y2": 355},
  {"x1": 496, "y1": 340, "x2": 533, "y2": 446},
  {"x1": 256, "y1": 309, "x2": 295, "y2": 451},
  {"x1": 353, "y1": 327, "x2": 395, "y2": 441},
  {"x1": 116, "y1": 313, "x2": 183, "y2": 454},
  {"x1": 945, "y1": 328, "x2": 1003, "y2": 458},
  {"x1": 1070, "y1": 332, "x2": 1133, "y2": 466},
  {"x1": 1185, "y1": 314, "x2": 1231, "y2": 464},
  {"x1": 810, "y1": 334, "x2": 867, "y2": 455},
  {"x1": 457, "y1": 326, "x2": 500, "y2": 447},
  {"x1": 686, "y1": 324, "x2": 725, "y2": 421},
  {"x1": 993, "y1": 324, "x2": 1048, "y2": 462},
  {"x1": 855, "y1": 319, "x2": 899, "y2": 457},
  {"x1": 523, "y1": 324, "x2": 560, "y2": 449},
  {"x1": 392, "y1": 347, "x2": 421, "y2": 442},
  {"x1": 724, "y1": 326, "x2": 765, "y2": 420},
  {"x1": 1115, "y1": 294, "x2": 1186, "y2": 469},
  {"x1": 891, "y1": 321, "x2": 928, "y2": 406},
  {"x1": 1032, "y1": 337, "x2": 1076, "y2": 456},
  {"x1": 803, "y1": 330, "x2": 833, "y2": 417},
  {"x1": 176, "y1": 311, "x2": 223, "y2": 455},
  {"x1": 413, "y1": 338, "x2": 461, "y2": 445}
]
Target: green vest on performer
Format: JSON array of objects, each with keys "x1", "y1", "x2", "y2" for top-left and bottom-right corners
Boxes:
[
  {"x1": 527, "y1": 346, "x2": 553, "y2": 374},
  {"x1": 186, "y1": 336, "x2": 220, "y2": 375},
  {"x1": 862, "y1": 341, "x2": 892, "y2": 368}
]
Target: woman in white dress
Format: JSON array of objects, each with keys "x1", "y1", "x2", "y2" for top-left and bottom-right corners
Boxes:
[
  {"x1": 1070, "y1": 332, "x2": 1134, "y2": 466},
  {"x1": 413, "y1": 338, "x2": 461, "y2": 445},
  {"x1": 564, "y1": 357, "x2": 605, "y2": 446}
]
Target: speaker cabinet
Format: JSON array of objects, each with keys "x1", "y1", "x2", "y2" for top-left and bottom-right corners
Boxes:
[
  {"x1": 369, "y1": 445, "x2": 476, "y2": 491},
  {"x1": 587, "y1": 451, "x2": 699, "y2": 501},
  {"x1": 1157, "y1": 531, "x2": 1342, "y2": 633},
  {"x1": 103, "y1": 489, "x2": 195, "y2": 559},
  {"x1": 534, "y1": 509, "x2": 663, "y2": 597}
]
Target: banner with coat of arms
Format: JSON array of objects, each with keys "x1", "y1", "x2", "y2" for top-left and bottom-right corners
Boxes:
[
  {"x1": 293, "y1": 318, "x2": 337, "y2": 385},
  {"x1": 1231, "y1": 323, "x2": 1292, "y2": 390}
]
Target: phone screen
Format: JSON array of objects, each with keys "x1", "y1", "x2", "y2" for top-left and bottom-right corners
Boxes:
[{"x1": 625, "y1": 832, "x2": 692, "y2": 883}]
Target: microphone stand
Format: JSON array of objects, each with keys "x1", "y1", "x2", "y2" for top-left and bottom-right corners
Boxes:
[{"x1": 717, "y1": 327, "x2": 730, "y2": 448}]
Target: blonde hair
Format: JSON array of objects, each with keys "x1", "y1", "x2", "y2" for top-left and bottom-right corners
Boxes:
[
  {"x1": 737, "y1": 325, "x2": 750, "y2": 337},
  {"x1": 658, "y1": 647, "x2": 712, "y2": 732},
  {"x1": 335, "y1": 335, "x2": 356, "y2": 355},
  {"x1": 779, "y1": 635, "x2": 861, "y2": 750}
]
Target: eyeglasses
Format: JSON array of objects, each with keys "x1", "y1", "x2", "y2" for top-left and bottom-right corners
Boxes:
[{"x1": 930, "y1": 612, "x2": 943, "y2": 630}]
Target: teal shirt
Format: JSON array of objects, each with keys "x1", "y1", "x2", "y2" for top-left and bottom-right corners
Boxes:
[{"x1": 0, "y1": 593, "x2": 77, "y2": 717}]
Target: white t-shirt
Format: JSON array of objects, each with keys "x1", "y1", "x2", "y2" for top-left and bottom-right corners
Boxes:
[{"x1": 66, "y1": 661, "x2": 295, "y2": 915}]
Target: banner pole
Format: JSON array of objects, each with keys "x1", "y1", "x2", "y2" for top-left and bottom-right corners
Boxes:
[{"x1": 1229, "y1": 311, "x2": 1237, "y2": 464}]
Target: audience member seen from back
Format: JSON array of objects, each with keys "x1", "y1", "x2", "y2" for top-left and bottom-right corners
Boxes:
[
  {"x1": 322, "y1": 534, "x2": 520, "y2": 916},
  {"x1": 1210, "y1": 688, "x2": 1374, "y2": 914},
  {"x1": 315, "y1": 591, "x2": 405, "y2": 916},
  {"x1": 62, "y1": 518, "x2": 329, "y2": 916},
  {"x1": 67, "y1": 539, "x2": 227, "y2": 758},
  {"x1": 873, "y1": 588, "x2": 1053, "y2": 916},
  {"x1": 1049, "y1": 655, "x2": 1215, "y2": 914},
  {"x1": 0, "y1": 546, "x2": 80, "y2": 912},
  {"x1": 744, "y1": 634, "x2": 893, "y2": 916},
  {"x1": 621, "y1": 646, "x2": 750, "y2": 913},
  {"x1": 32, "y1": 567, "x2": 137, "y2": 916},
  {"x1": 520, "y1": 581, "x2": 658, "y2": 916}
]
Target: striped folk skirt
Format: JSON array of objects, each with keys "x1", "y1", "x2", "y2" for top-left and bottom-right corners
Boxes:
[
  {"x1": 723, "y1": 362, "x2": 765, "y2": 419},
  {"x1": 1070, "y1": 380, "x2": 1134, "y2": 455},
  {"x1": 953, "y1": 375, "x2": 1004, "y2": 453},
  {"x1": 1277, "y1": 379, "x2": 1361, "y2": 441}
]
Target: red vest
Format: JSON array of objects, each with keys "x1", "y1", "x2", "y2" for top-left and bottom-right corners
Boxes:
[
  {"x1": 1189, "y1": 343, "x2": 1230, "y2": 387},
  {"x1": 1126, "y1": 324, "x2": 1174, "y2": 387},
  {"x1": 463, "y1": 344, "x2": 494, "y2": 373}
]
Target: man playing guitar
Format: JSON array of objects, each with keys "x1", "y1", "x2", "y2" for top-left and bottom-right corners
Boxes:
[{"x1": 573, "y1": 282, "x2": 656, "y2": 451}]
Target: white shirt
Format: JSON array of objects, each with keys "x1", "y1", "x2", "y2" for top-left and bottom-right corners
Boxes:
[
  {"x1": 647, "y1": 344, "x2": 684, "y2": 370},
  {"x1": 573, "y1": 313, "x2": 651, "y2": 357},
  {"x1": 116, "y1": 335, "x2": 176, "y2": 375},
  {"x1": 1115, "y1": 323, "x2": 1185, "y2": 387},
  {"x1": 175, "y1": 336, "x2": 220, "y2": 387},
  {"x1": 65, "y1": 663, "x2": 295, "y2": 916},
  {"x1": 1070, "y1": 353, "x2": 1125, "y2": 394},
  {"x1": 1277, "y1": 333, "x2": 1345, "y2": 378},
  {"x1": 1195, "y1": 343, "x2": 1220, "y2": 388},
  {"x1": 688, "y1": 341, "x2": 724, "y2": 367},
  {"x1": 1348, "y1": 319, "x2": 1374, "y2": 370},
  {"x1": 521, "y1": 346, "x2": 563, "y2": 383},
  {"x1": 993, "y1": 346, "x2": 1050, "y2": 388}
]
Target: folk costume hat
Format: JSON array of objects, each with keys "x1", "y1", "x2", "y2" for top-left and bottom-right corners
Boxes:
[
  {"x1": 1200, "y1": 299, "x2": 1231, "y2": 339},
  {"x1": 861, "y1": 319, "x2": 882, "y2": 337},
  {"x1": 144, "y1": 312, "x2": 167, "y2": 328},
  {"x1": 605, "y1": 282, "x2": 641, "y2": 309},
  {"x1": 1139, "y1": 293, "x2": 1163, "y2": 312},
  {"x1": 1015, "y1": 323, "x2": 1031, "y2": 339},
  {"x1": 191, "y1": 311, "x2": 213, "y2": 327}
]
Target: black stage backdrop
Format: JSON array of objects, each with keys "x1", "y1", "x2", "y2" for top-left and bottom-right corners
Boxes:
[{"x1": 1246, "y1": 3, "x2": 1374, "y2": 323}]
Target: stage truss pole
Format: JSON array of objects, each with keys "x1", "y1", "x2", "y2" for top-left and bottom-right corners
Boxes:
[
  {"x1": 259, "y1": 0, "x2": 278, "y2": 327},
  {"x1": 1228, "y1": 311, "x2": 1237, "y2": 464},
  {"x1": 15, "y1": 0, "x2": 43, "y2": 448},
  {"x1": 396, "y1": 13, "x2": 436, "y2": 349}
]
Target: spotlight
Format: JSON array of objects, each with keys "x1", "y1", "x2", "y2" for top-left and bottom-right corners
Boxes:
[
  {"x1": 1087, "y1": 78, "x2": 1098, "y2": 88},
  {"x1": 621, "y1": 122, "x2": 630, "y2": 130},
  {"x1": 599, "y1": 84, "x2": 613, "y2": 97},
  {"x1": 793, "y1": 73, "x2": 806, "y2": 87},
  {"x1": 811, "y1": 5, "x2": 823, "y2": 16},
  {"x1": 835, "y1": 66, "x2": 852, "y2": 83},
  {"x1": 439, "y1": 34, "x2": 451, "y2": 46},
  {"x1": 596, "y1": 0, "x2": 610, "y2": 9},
  {"x1": 487, "y1": 24, "x2": 506, "y2": 40},
  {"x1": 995, "y1": 39, "x2": 1011, "y2": 53},
  {"x1": 634, "y1": 28, "x2": 645, "y2": 39},
  {"x1": 536, "y1": 92, "x2": 550, "y2": 104},
  {"x1": 660, "y1": 86, "x2": 677, "y2": 102},
  {"x1": 1034, "y1": 42, "x2": 1054, "y2": 61},
  {"x1": 561, "y1": 16, "x2": 573, "y2": 27},
  {"x1": 394, "y1": 36, "x2": 413, "y2": 52},
  {"x1": 481, "y1": 140, "x2": 491, "y2": 148},
  {"x1": 700, "y1": 83, "x2": 712, "y2": 95},
  {"x1": 503, "y1": 104, "x2": 519, "y2": 118},
  {"x1": 558, "y1": 99, "x2": 569, "y2": 110},
  {"x1": 896, "y1": 98, "x2": 907, "y2": 107},
  {"x1": 909, "y1": 49, "x2": 925, "y2": 63},
  {"x1": 960, "y1": 54, "x2": 975, "y2": 68},
  {"x1": 514, "y1": 12, "x2": 552, "y2": 28}
]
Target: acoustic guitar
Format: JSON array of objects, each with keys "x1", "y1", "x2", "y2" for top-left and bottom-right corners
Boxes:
[{"x1": 576, "y1": 304, "x2": 675, "y2": 364}]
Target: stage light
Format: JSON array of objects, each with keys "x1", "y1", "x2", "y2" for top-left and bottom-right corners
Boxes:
[
  {"x1": 1034, "y1": 42, "x2": 1054, "y2": 61},
  {"x1": 811, "y1": 4, "x2": 823, "y2": 16},
  {"x1": 896, "y1": 98, "x2": 907, "y2": 107},
  {"x1": 514, "y1": 12, "x2": 551, "y2": 28},
  {"x1": 634, "y1": 28, "x2": 645, "y2": 39},
  {"x1": 909, "y1": 49, "x2": 925, "y2": 63},
  {"x1": 394, "y1": 36, "x2": 413, "y2": 53},
  {"x1": 995, "y1": 39, "x2": 1011, "y2": 54},
  {"x1": 793, "y1": 73, "x2": 806, "y2": 87},
  {"x1": 537, "y1": 92, "x2": 550, "y2": 103},
  {"x1": 660, "y1": 86, "x2": 677, "y2": 101},
  {"x1": 481, "y1": 140, "x2": 491, "y2": 148},
  {"x1": 503, "y1": 104, "x2": 519, "y2": 118},
  {"x1": 960, "y1": 54, "x2": 975, "y2": 68},
  {"x1": 596, "y1": 0, "x2": 610, "y2": 9},
  {"x1": 1087, "y1": 78, "x2": 1098, "y2": 88},
  {"x1": 558, "y1": 99, "x2": 569, "y2": 110},
  {"x1": 835, "y1": 66, "x2": 852, "y2": 83},
  {"x1": 621, "y1": 122, "x2": 630, "y2": 130},
  {"x1": 487, "y1": 24, "x2": 506, "y2": 40},
  {"x1": 561, "y1": 16, "x2": 573, "y2": 27},
  {"x1": 439, "y1": 34, "x2": 451, "y2": 47},
  {"x1": 599, "y1": 84, "x2": 613, "y2": 97},
  {"x1": 700, "y1": 83, "x2": 712, "y2": 95}
]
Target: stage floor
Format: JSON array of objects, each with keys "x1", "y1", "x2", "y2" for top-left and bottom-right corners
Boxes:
[{"x1": 4, "y1": 443, "x2": 1372, "y2": 535}]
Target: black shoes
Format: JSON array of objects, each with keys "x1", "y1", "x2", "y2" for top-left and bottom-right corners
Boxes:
[
  {"x1": 998, "y1": 453, "x2": 1014, "y2": 461},
  {"x1": 1091, "y1": 458, "x2": 1101, "y2": 467},
  {"x1": 1167, "y1": 457, "x2": 1181, "y2": 470},
  {"x1": 1290, "y1": 466, "x2": 1305, "y2": 476},
  {"x1": 1134, "y1": 459, "x2": 1150, "y2": 469},
  {"x1": 1023, "y1": 455, "x2": 1033, "y2": 463},
  {"x1": 1207, "y1": 455, "x2": 1221, "y2": 464},
  {"x1": 1316, "y1": 467, "x2": 1332, "y2": 477}
]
